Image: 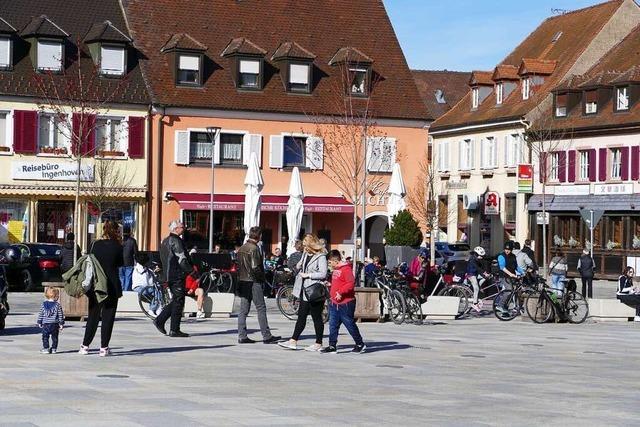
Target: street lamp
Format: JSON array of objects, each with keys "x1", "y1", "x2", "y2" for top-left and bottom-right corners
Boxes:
[{"x1": 206, "y1": 126, "x2": 221, "y2": 253}]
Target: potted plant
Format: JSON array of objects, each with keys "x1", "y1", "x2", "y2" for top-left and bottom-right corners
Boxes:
[{"x1": 383, "y1": 209, "x2": 422, "y2": 268}]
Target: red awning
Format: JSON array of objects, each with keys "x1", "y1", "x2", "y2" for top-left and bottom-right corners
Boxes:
[{"x1": 168, "y1": 192, "x2": 354, "y2": 213}]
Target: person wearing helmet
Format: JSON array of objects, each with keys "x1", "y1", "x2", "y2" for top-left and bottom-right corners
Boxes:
[
  {"x1": 466, "y1": 246, "x2": 488, "y2": 311},
  {"x1": 495, "y1": 241, "x2": 519, "y2": 314}
]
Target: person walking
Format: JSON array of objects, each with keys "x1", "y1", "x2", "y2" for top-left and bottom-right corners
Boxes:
[
  {"x1": 549, "y1": 250, "x2": 568, "y2": 296},
  {"x1": 236, "y1": 226, "x2": 280, "y2": 344},
  {"x1": 154, "y1": 220, "x2": 192, "y2": 338},
  {"x1": 119, "y1": 230, "x2": 138, "y2": 292},
  {"x1": 286, "y1": 239, "x2": 303, "y2": 274},
  {"x1": 577, "y1": 249, "x2": 595, "y2": 298},
  {"x1": 37, "y1": 287, "x2": 64, "y2": 354},
  {"x1": 60, "y1": 233, "x2": 80, "y2": 273},
  {"x1": 279, "y1": 234, "x2": 327, "y2": 352},
  {"x1": 321, "y1": 250, "x2": 365, "y2": 354},
  {"x1": 522, "y1": 239, "x2": 537, "y2": 270},
  {"x1": 79, "y1": 220, "x2": 123, "y2": 357}
]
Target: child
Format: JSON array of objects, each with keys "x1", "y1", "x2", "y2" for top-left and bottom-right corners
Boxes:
[
  {"x1": 321, "y1": 250, "x2": 366, "y2": 354},
  {"x1": 37, "y1": 287, "x2": 64, "y2": 354},
  {"x1": 185, "y1": 265, "x2": 205, "y2": 318}
]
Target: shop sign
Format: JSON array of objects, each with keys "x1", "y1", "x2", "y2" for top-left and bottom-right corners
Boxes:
[
  {"x1": 446, "y1": 181, "x2": 467, "y2": 190},
  {"x1": 11, "y1": 160, "x2": 94, "y2": 182},
  {"x1": 517, "y1": 164, "x2": 533, "y2": 194},
  {"x1": 593, "y1": 183, "x2": 633, "y2": 195},
  {"x1": 554, "y1": 185, "x2": 590, "y2": 196},
  {"x1": 366, "y1": 182, "x2": 388, "y2": 207},
  {"x1": 484, "y1": 191, "x2": 500, "y2": 215}
]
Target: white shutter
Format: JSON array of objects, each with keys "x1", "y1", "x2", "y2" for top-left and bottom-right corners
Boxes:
[
  {"x1": 213, "y1": 132, "x2": 221, "y2": 164},
  {"x1": 0, "y1": 38, "x2": 10, "y2": 67},
  {"x1": 443, "y1": 140, "x2": 450, "y2": 171},
  {"x1": 381, "y1": 138, "x2": 396, "y2": 172},
  {"x1": 492, "y1": 139, "x2": 498, "y2": 168},
  {"x1": 366, "y1": 137, "x2": 375, "y2": 172},
  {"x1": 37, "y1": 41, "x2": 62, "y2": 70},
  {"x1": 458, "y1": 140, "x2": 464, "y2": 170},
  {"x1": 306, "y1": 136, "x2": 324, "y2": 170},
  {"x1": 290, "y1": 64, "x2": 309, "y2": 84},
  {"x1": 269, "y1": 135, "x2": 284, "y2": 168},
  {"x1": 240, "y1": 59, "x2": 260, "y2": 74},
  {"x1": 179, "y1": 55, "x2": 199, "y2": 71},
  {"x1": 469, "y1": 139, "x2": 475, "y2": 169},
  {"x1": 480, "y1": 140, "x2": 486, "y2": 169},
  {"x1": 504, "y1": 136, "x2": 510, "y2": 167},
  {"x1": 174, "y1": 130, "x2": 190, "y2": 165},
  {"x1": 243, "y1": 133, "x2": 262, "y2": 166},
  {"x1": 101, "y1": 46, "x2": 125, "y2": 74}
]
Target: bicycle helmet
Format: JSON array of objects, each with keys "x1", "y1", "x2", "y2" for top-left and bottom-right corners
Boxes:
[{"x1": 473, "y1": 246, "x2": 486, "y2": 257}]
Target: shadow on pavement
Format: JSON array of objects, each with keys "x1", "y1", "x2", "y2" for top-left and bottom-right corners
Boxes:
[
  {"x1": 190, "y1": 329, "x2": 255, "y2": 337},
  {"x1": 358, "y1": 341, "x2": 412, "y2": 353},
  {"x1": 0, "y1": 326, "x2": 41, "y2": 336},
  {"x1": 112, "y1": 344, "x2": 235, "y2": 357}
]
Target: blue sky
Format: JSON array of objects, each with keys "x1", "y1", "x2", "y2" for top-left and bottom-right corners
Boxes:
[{"x1": 384, "y1": 0, "x2": 602, "y2": 71}]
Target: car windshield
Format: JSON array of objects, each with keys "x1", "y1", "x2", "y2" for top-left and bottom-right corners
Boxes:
[
  {"x1": 26, "y1": 244, "x2": 61, "y2": 256},
  {"x1": 449, "y1": 244, "x2": 470, "y2": 252}
]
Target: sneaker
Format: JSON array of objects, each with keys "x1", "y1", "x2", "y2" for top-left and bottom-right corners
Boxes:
[
  {"x1": 78, "y1": 345, "x2": 90, "y2": 355},
  {"x1": 352, "y1": 344, "x2": 367, "y2": 354},
  {"x1": 278, "y1": 340, "x2": 298, "y2": 350},
  {"x1": 320, "y1": 345, "x2": 337, "y2": 354},
  {"x1": 471, "y1": 303, "x2": 481, "y2": 313},
  {"x1": 40, "y1": 348, "x2": 51, "y2": 354},
  {"x1": 196, "y1": 310, "x2": 205, "y2": 319},
  {"x1": 305, "y1": 343, "x2": 322, "y2": 352},
  {"x1": 51, "y1": 348, "x2": 57, "y2": 354},
  {"x1": 634, "y1": 316, "x2": 640, "y2": 322},
  {"x1": 99, "y1": 347, "x2": 112, "y2": 357}
]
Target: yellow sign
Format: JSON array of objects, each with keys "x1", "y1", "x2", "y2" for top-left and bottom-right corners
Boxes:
[{"x1": 7, "y1": 220, "x2": 25, "y2": 243}]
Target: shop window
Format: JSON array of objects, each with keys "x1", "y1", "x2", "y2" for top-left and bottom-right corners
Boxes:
[
  {"x1": 438, "y1": 196, "x2": 448, "y2": 229},
  {"x1": 579, "y1": 150, "x2": 589, "y2": 181},
  {"x1": 610, "y1": 148, "x2": 622, "y2": 180},
  {"x1": 283, "y1": 135, "x2": 306, "y2": 167},
  {"x1": 0, "y1": 200, "x2": 29, "y2": 243},
  {"x1": 96, "y1": 117, "x2": 126, "y2": 156},
  {"x1": 605, "y1": 216, "x2": 623, "y2": 250},
  {"x1": 457, "y1": 196, "x2": 468, "y2": 241},
  {"x1": 549, "y1": 152, "x2": 559, "y2": 181},
  {"x1": 631, "y1": 217, "x2": 640, "y2": 250},
  {"x1": 38, "y1": 114, "x2": 67, "y2": 155},
  {"x1": 505, "y1": 194, "x2": 516, "y2": 225},
  {"x1": 86, "y1": 201, "x2": 137, "y2": 247}
]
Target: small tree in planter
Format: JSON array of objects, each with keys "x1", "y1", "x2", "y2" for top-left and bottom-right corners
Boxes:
[{"x1": 384, "y1": 210, "x2": 422, "y2": 267}]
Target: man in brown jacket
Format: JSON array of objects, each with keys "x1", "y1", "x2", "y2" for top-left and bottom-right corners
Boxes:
[{"x1": 236, "y1": 226, "x2": 281, "y2": 344}]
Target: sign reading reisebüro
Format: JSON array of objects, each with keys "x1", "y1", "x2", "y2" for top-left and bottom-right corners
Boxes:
[{"x1": 11, "y1": 160, "x2": 94, "y2": 182}]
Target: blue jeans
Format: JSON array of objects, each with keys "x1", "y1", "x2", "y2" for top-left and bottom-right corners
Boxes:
[
  {"x1": 550, "y1": 274, "x2": 565, "y2": 296},
  {"x1": 41, "y1": 323, "x2": 60, "y2": 350},
  {"x1": 119, "y1": 266, "x2": 134, "y2": 291},
  {"x1": 328, "y1": 300, "x2": 363, "y2": 347}
]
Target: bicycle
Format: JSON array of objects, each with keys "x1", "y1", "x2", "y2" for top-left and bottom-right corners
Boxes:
[
  {"x1": 526, "y1": 279, "x2": 589, "y2": 324},
  {"x1": 275, "y1": 281, "x2": 330, "y2": 324},
  {"x1": 397, "y1": 281, "x2": 423, "y2": 325},
  {"x1": 427, "y1": 266, "x2": 469, "y2": 319},
  {"x1": 492, "y1": 276, "x2": 538, "y2": 321},
  {"x1": 198, "y1": 261, "x2": 234, "y2": 294},
  {"x1": 138, "y1": 269, "x2": 172, "y2": 319},
  {"x1": 372, "y1": 269, "x2": 406, "y2": 324}
]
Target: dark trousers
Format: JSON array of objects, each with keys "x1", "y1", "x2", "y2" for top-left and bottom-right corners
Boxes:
[
  {"x1": 41, "y1": 323, "x2": 60, "y2": 350},
  {"x1": 618, "y1": 294, "x2": 640, "y2": 316},
  {"x1": 328, "y1": 300, "x2": 363, "y2": 347},
  {"x1": 156, "y1": 280, "x2": 185, "y2": 333},
  {"x1": 581, "y1": 277, "x2": 593, "y2": 298},
  {"x1": 83, "y1": 292, "x2": 118, "y2": 348},
  {"x1": 292, "y1": 299, "x2": 324, "y2": 344},
  {"x1": 237, "y1": 281, "x2": 273, "y2": 340}
]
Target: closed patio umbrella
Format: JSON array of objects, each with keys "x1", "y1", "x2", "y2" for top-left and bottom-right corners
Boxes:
[
  {"x1": 387, "y1": 163, "x2": 407, "y2": 226},
  {"x1": 244, "y1": 152, "x2": 263, "y2": 240},
  {"x1": 286, "y1": 166, "x2": 304, "y2": 254}
]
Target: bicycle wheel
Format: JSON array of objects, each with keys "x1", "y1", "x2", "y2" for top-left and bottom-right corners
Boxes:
[
  {"x1": 565, "y1": 291, "x2": 589, "y2": 324},
  {"x1": 526, "y1": 292, "x2": 554, "y2": 324},
  {"x1": 387, "y1": 289, "x2": 406, "y2": 324},
  {"x1": 276, "y1": 285, "x2": 299, "y2": 320},
  {"x1": 493, "y1": 290, "x2": 519, "y2": 321},
  {"x1": 199, "y1": 273, "x2": 214, "y2": 294},
  {"x1": 138, "y1": 286, "x2": 169, "y2": 320},
  {"x1": 218, "y1": 272, "x2": 234, "y2": 293},
  {"x1": 444, "y1": 286, "x2": 469, "y2": 319},
  {"x1": 404, "y1": 293, "x2": 423, "y2": 325},
  {"x1": 138, "y1": 288, "x2": 156, "y2": 319}
]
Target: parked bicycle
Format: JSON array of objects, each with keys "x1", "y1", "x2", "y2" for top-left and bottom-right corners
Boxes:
[
  {"x1": 526, "y1": 278, "x2": 589, "y2": 324},
  {"x1": 276, "y1": 281, "x2": 329, "y2": 323},
  {"x1": 138, "y1": 266, "x2": 172, "y2": 319},
  {"x1": 198, "y1": 260, "x2": 234, "y2": 294},
  {"x1": 492, "y1": 275, "x2": 538, "y2": 321},
  {"x1": 371, "y1": 269, "x2": 406, "y2": 324}
]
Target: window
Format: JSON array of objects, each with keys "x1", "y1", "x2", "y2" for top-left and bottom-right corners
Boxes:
[
  {"x1": 220, "y1": 133, "x2": 243, "y2": 164},
  {"x1": 238, "y1": 59, "x2": 261, "y2": 89},
  {"x1": 496, "y1": 83, "x2": 503, "y2": 105},
  {"x1": 505, "y1": 194, "x2": 517, "y2": 224},
  {"x1": 481, "y1": 137, "x2": 497, "y2": 169},
  {"x1": 435, "y1": 89, "x2": 446, "y2": 104},
  {"x1": 0, "y1": 37, "x2": 10, "y2": 69},
  {"x1": 505, "y1": 134, "x2": 522, "y2": 168},
  {"x1": 459, "y1": 139, "x2": 472, "y2": 170},
  {"x1": 471, "y1": 87, "x2": 479, "y2": 109},
  {"x1": 38, "y1": 114, "x2": 66, "y2": 153},
  {"x1": 367, "y1": 137, "x2": 396, "y2": 173},
  {"x1": 611, "y1": 148, "x2": 622, "y2": 179},
  {"x1": 283, "y1": 135, "x2": 306, "y2": 167},
  {"x1": 177, "y1": 54, "x2": 201, "y2": 85},
  {"x1": 579, "y1": 150, "x2": 589, "y2": 181},
  {"x1": 617, "y1": 87, "x2": 629, "y2": 111},
  {"x1": 37, "y1": 40, "x2": 63, "y2": 72},
  {"x1": 0, "y1": 112, "x2": 7, "y2": 150},
  {"x1": 555, "y1": 93, "x2": 567, "y2": 117},
  {"x1": 549, "y1": 152, "x2": 559, "y2": 181},
  {"x1": 288, "y1": 63, "x2": 310, "y2": 92},
  {"x1": 349, "y1": 68, "x2": 368, "y2": 95},
  {"x1": 438, "y1": 140, "x2": 450, "y2": 172},
  {"x1": 100, "y1": 45, "x2": 125, "y2": 76},
  {"x1": 95, "y1": 118, "x2": 125, "y2": 154},
  {"x1": 522, "y1": 78, "x2": 530, "y2": 100},
  {"x1": 189, "y1": 131, "x2": 213, "y2": 162},
  {"x1": 585, "y1": 90, "x2": 597, "y2": 114}
]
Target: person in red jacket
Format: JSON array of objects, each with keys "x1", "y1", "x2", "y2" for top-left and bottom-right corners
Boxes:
[{"x1": 321, "y1": 250, "x2": 365, "y2": 354}]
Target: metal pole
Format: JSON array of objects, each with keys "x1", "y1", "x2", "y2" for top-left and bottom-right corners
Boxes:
[
  {"x1": 361, "y1": 137, "x2": 367, "y2": 264},
  {"x1": 207, "y1": 127, "x2": 220, "y2": 253},
  {"x1": 590, "y1": 209, "x2": 594, "y2": 259}
]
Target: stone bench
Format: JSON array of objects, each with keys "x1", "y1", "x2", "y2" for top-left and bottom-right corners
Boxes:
[
  {"x1": 421, "y1": 296, "x2": 459, "y2": 320},
  {"x1": 588, "y1": 298, "x2": 636, "y2": 321},
  {"x1": 116, "y1": 291, "x2": 236, "y2": 318}
]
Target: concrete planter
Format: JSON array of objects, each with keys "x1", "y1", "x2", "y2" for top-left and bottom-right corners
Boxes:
[
  {"x1": 384, "y1": 246, "x2": 418, "y2": 268},
  {"x1": 421, "y1": 296, "x2": 459, "y2": 320}
]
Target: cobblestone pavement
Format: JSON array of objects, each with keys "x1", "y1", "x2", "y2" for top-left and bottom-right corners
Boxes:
[{"x1": 1, "y1": 292, "x2": 639, "y2": 427}]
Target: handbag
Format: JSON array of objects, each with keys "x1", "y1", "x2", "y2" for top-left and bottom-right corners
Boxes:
[{"x1": 304, "y1": 281, "x2": 328, "y2": 303}]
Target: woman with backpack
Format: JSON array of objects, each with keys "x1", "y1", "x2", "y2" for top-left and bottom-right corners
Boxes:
[{"x1": 577, "y1": 249, "x2": 595, "y2": 298}]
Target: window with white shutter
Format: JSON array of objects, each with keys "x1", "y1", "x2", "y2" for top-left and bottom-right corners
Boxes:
[
  {"x1": 289, "y1": 63, "x2": 310, "y2": 93},
  {"x1": 174, "y1": 131, "x2": 190, "y2": 165},
  {"x1": 0, "y1": 37, "x2": 10, "y2": 69},
  {"x1": 239, "y1": 59, "x2": 261, "y2": 89},
  {"x1": 37, "y1": 40, "x2": 63, "y2": 72},
  {"x1": 269, "y1": 135, "x2": 284, "y2": 168},
  {"x1": 438, "y1": 140, "x2": 450, "y2": 172},
  {"x1": 243, "y1": 134, "x2": 262, "y2": 166},
  {"x1": 505, "y1": 134, "x2": 521, "y2": 168},
  {"x1": 100, "y1": 45, "x2": 125, "y2": 76},
  {"x1": 481, "y1": 137, "x2": 497, "y2": 169},
  {"x1": 306, "y1": 136, "x2": 324, "y2": 170},
  {"x1": 177, "y1": 54, "x2": 201, "y2": 85},
  {"x1": 459, "y1": 139, "x2": 472, "y2": 171}
]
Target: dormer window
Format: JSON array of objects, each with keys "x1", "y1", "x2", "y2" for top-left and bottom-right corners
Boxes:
[
  {"x1": 289, "y1": 63, "x2": 311, "y2": 93},
  {"x1": 238, "y1": 58, "x2": 261, "y2": 89},
  {"x1": 329, "y1": 47, "x2": 373, "y2": 97},
  {"x1": 37, "y1": 40, "x2": 63, "y2": 72},
  {"x1": 177, "y1": 53, "x2": 201, "y2": 85},
  {"x1": 0, "y1": 36, "x2": 10, "y2": 69},
  {"x1": 272, "y1": 42, "x2": 316, "y2": 94},
  {"x1": 522, "y1": 78, "x2": 530, "y2": 100},
  {"x1": 616, "y1": 87, "x2": 629, "y2": 111},
  {"x1": 496, "y1": 83, "x2": 503, "y2": 105},
  {"x1": 84, "y1": 21, "x2": 132, "y2": 78},
  {"x1": 471, "y1": 87, "x2": 479, "y2": 109},
  {"x1": 585, "y1": 90, "x2": 597, "y2": 115},
  {"x1": 555, "y1": 93, "x2": 567, "y2": 117},
  {"x1": 100, "y1": 45, "x2": 125, "y2": 76},
  {"x1": 349, "y1": 68, "x2": 368, "y2": 95}
]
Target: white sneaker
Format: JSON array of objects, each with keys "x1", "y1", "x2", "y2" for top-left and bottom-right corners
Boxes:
[
  {"x1": 278, "y1": 340, "x2": 298, "y2": 350},
  {"x1": 196, "y1": 310, "x2": 205, "y2": 319},
  {"x1": 78, "y1": 345, "x2": 89, "y2": 355},
  {"x1": 305, "y1": 343, "x2": 322, "y2": 352},
  {"x1": 634, "y1": 316, "x2": 640, "y2": 322},
  {"x1": 99, "y1": 347, "x2": 112, "y2": 357}
]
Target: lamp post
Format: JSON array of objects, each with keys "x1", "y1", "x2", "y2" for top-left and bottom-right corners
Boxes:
[{"x1": 206, "y1": 126, "x2": 221, "y2": 253}]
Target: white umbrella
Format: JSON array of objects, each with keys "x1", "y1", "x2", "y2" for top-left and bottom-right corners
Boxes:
[
  {"x1": 387, "y1": 162, "x2": 407, "y2": 226},
  {"x1": 286, "y1": 167, "x2": 304, "y2": 254},
  {"x1": 243, "y1": 152, "x2": 263, "y2": 240}
]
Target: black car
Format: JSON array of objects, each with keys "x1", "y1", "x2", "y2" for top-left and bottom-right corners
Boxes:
[{"x1": 0, "y1": 243, "x2": 63, "y2": 291}]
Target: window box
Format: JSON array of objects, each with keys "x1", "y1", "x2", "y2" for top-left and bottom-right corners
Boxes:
[
  {"x1": 38, "y1": 146, "x2": 68, "y2": 156},
  {"x1": 481, "y1": 170, "x2": 494, "y2": 177},
  {"x1": 459, "y1": 172, "x2": 471, "y2": 179}
]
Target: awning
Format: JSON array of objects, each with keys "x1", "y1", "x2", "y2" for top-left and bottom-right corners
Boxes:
[
  {"x1": 169, "y1": 192, "x2": 354, "y2": 213},
  {"x1": 528, "y1": 194, "x2": 640, "y2": 212}
]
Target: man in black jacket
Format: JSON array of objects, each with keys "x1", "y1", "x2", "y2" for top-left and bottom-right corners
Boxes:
[
  {"x1": 60, "y1": 233, "x2": 80, "y2": 273},
  {"x1": 119, "y1": 229, "x2": 138, "y2": 292},
  {"x1": 577, "y1": 249, "x2": 595, "y2": 298},
  {"x1": 154, "y1": 220, "x2": 192, "y2": 337}
]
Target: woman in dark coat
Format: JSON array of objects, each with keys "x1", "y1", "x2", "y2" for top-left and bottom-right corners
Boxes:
[{"x1": 79, "y1": 220, "x2": 124, "y2": 356}]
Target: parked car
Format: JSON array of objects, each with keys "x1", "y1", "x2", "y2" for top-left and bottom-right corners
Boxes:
[
  {"x1": 0, "y1": 243, "x2": 63, "y2": 291},
  {"x1": 435, "y1": 242, "x2": 470, "y2": 263}
]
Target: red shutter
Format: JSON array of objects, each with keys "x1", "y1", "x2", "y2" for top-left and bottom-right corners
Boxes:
[
  {"x1": 13, "y1": 110, "x2": 38, "y2": 154},
  {"x1": 72, "y1": 113, "x2": 96, "y2": 156},
  {"x1": 598, "y1": 148, "x2": 607, "y2": 182},
  {"x1": 588, "y1": 149, "x2": 596, "y2": 182},
  {"x1": 127, "y1": 116, "x2": 145, "y2": 159},
  {"x1": 568, "y1": 150, "x2": 576, "y2": 183},
  {"x1": 558, "y1": 151, "x2": 567, "y2": 183},
  {"x1": 539, "y1": 152, "x2": 548, "y2": 183},
  {"x1": 621, "y1": 146, "x2": 630, "y2": 181},
  {"x1": 632, "y1": 146, "x2": 640, "y2": 180}
]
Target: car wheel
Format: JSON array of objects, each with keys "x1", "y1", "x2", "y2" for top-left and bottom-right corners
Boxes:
[{"x1": 22, "y1": 270, "x2": 35, "y2": 292}]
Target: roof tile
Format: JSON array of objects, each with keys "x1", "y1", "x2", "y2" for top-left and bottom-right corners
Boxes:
[
  {"x1": 161, "y1": 33, "x2": 208, "y2": 52},
  {"x1": 20, "y1": 14, "x2": 69, "y2": 38},
  {"x1": 221, "y1": 37, "x2": 266, "y2": 57},
  {"x1": 84, "y1": 20, "x2": 132, "y2": 44},
  {"x1": 411, "y1": 70, "x2": 471, "y2": 119},
  {"x1": 271, "y1": 41, "x2": 315, "y2": 61}
]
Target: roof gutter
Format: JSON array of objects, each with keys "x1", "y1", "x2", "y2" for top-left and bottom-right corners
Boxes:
[{"x1": 429, "y1": 119, "x2": 524, "y2": 136}]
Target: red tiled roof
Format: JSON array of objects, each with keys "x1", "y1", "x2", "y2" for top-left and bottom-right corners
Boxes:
[
  {"x1": 122, "y1": 0, "x2": 428, "y2": 120},
  {"x1": 469, "y1": 71, "x2": 494, "y2": 86},
  {"x1": 221, "y1": 37, "x2": 267, "y2": 57},
  {"x1": 271, "y1": 41, "x2": 316, "y2": 61},
  {"x1": 84, "y1": 20, "x2": 132, "y2": 44},
  {"x1": 610, "y1": 65, "x2": 640, "y2": 84},
  {"x1": 411, "y1": 70, "x2": 471, "y2": 120},
  {"x1": 518, "y1": 58, "x2": 557, "y2": 76},
  {"x1": 161, "y1": 33, "x2": 208, "y2": 53},
  {"x1": 432, "y1": 0, "x2": 626, "y2": 131},
  {"x1": 328, "y1": 47, "x2": 373, "y2": 65},
  {"x1": 492, "y1": 65, "x2": 519, "y2": 81}
]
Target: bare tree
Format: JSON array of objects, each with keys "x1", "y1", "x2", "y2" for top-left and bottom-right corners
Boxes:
[
  {"x1": 32, "y1": 38, "x2": 129, "y2": 262},
  {"x1": 406, "y1": 154, "x2": 437, "y2": 264}
]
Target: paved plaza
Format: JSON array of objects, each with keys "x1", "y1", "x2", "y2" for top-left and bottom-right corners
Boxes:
[{"x1": 1, "y1": 292, "x2": 639, "y2": 427}]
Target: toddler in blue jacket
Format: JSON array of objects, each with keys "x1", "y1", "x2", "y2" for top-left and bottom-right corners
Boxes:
[{"x1": 37, "y1": 287, "x2": 65, "y2": 354}]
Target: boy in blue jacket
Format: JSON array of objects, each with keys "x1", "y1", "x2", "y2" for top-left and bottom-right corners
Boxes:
[{"x1": 37, "y1": 287, "x2": 65, "y2": 354}]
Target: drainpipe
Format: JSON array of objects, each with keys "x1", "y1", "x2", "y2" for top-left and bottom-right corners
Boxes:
[{"x1": 154, "y1": 105, "x2": 166, "y2": 250}]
